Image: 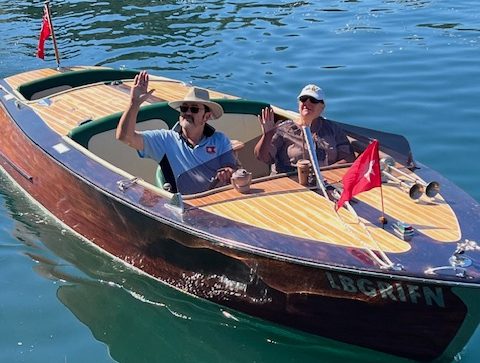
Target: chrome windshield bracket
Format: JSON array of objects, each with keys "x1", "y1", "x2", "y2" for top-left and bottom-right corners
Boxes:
[
  {"x1": 165, "y1": 193, "x2": 184, "y2": 214},
  {"x1": 301, "y1": 126, "x2": 328, "y2": 199}
]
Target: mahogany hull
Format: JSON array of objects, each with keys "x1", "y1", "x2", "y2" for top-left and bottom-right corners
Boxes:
[
  {"x1": 0, "y1": 101, "x2": 475, "y2": 363},
  {"x1": 1, "y1": 69, "x2": 480, "y2": 362}
]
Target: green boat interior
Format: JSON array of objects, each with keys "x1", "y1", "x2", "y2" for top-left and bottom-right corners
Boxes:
[
  {"x1": 17, "y1": 68, "x2": 139, "y2": 101},
  {"x1": 68, "y1": 99, "x2": 271, "y2": 186}
]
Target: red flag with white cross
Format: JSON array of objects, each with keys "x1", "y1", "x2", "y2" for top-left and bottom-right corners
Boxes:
[
  {"x1": 37, "y1": 5, "x2": 51, "y2": 59},
  {"x1": 336, "y1": 140, "x2": 382, "y2": 210}
]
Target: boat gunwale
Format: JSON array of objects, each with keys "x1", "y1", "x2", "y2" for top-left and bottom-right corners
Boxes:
[
  {"x1": 2, "y1": 158, "x2": 480, "y2": 290},
  {"x1": 1, "y1": 71, "x2": 480, "y2": 286}
]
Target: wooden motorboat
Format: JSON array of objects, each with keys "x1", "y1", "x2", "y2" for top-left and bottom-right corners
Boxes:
[{"x1": 1, "y1": 66, "x2": 480, "y2": 362}]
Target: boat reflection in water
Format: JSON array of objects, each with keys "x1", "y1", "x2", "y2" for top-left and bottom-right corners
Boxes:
[{"x1": 1, "y1": 175, "x2": 404, "y2": 363}]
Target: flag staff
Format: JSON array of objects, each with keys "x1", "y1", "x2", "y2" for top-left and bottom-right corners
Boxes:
[
  {"x1": 44, "y1": 0, "x2": 61, "y2": 69},
  {"x1": 378, "y1": 186, "x2": 388, "y2": 227}
]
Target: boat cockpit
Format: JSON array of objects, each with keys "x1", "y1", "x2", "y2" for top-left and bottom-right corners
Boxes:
[
  {"x1": 7, "y1": 66, "x2": 416, "y2": 200},
  {"x1": 67, "y1": 98, "x2": 273, "y2": 191}
]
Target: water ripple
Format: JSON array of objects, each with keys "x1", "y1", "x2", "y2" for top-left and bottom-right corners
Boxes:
[{"x1": 1, "y1": 1, "x2": 480, "y2": 361}]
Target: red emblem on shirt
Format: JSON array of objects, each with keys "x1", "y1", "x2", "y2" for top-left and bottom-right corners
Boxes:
[{"x1": 206, "y1": 146, "x2": 216, "y2": 154}]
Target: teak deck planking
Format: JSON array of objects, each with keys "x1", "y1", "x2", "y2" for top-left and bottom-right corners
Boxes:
[
  {"x1": 4, "y1": 66, "x2": 100, "y2": 91},
  {"x1": 186, "y1": 172, "x2": 460, "y2": 253},
  {"x1": 6, "y1": 68, "x2": 461, "y2": 253},
  {"x1": 5, "y1": 68, "x2": 59, "y2": 90},
  {"x1": 6, "y1": 68, "x2": 236, "y2": 136},
  {"x1": 23, "y1": 80, "x2": 235, "y2": 135}
]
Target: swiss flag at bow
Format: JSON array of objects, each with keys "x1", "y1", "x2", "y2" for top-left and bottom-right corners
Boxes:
[
  {"x1": 336, "y1": 140, "x2": 382, "y2": 210},
  {"x1": 37, "y1": 6, "x2": 51, "y2": 59}
]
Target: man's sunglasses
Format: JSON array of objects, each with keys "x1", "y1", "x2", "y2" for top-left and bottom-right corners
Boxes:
[
  {"x1": 299, "y1": 96, "x2": 323, "y2": 104},
  {"x1": 179, "y1": 105, "x2": 204, "y2": 114}
]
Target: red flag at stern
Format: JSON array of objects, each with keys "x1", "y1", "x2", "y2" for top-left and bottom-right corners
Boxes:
[{"x1": 37, "y1": 5, "x2": 51, "y2": 59}]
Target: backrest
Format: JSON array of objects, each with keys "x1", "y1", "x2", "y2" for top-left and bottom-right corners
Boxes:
[
  {"x1": 68, "y1": 99, "x2": 271, "y2": 184},
  {"x1": 210, "y1": 100, "x2": 270, "y2": 178}
]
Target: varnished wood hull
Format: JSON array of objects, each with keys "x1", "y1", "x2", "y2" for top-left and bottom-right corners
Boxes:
[{"x1": 2, "y1": 67, "x2": 480, "y2": 362}]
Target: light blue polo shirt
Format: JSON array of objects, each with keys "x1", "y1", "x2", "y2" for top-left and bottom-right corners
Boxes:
[{"x1": 139, "y1": 123, "x2": 237, "y2": 194}]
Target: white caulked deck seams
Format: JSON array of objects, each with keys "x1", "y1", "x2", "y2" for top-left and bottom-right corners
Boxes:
[
  {"x1": 257, "y1": 193, "x2": 334, "y2": 240},
  {"x1": 273, "y1": 194, "x2": 344, "y2": 243},
  {"x1": 356, "y1": 184, "x2": 460, "y2": 242},
  {"x1": 361, "y1": 190, "x2": 437, "y2": 224},
  {"x1": 92, "y1": 85, "x2": 134, "y2": 108},
  {"x1": 201, "y1": 193, "x2": 316, "y2": 240},
  {"x1": 0, "y1": 162, "x2": 453, "y2": 307},
  {"x1": 62, "y1": 85, "x2": 130, "y2": 115},
  {"x1": 199, "y1": 189, "x2": 410, "y2": 253},
  {"x1": 275, "y1": 192, "x2": 358, "y2": 246},
  {"x1": 31, "y1": 102, "x2": 75, "y2": 132},
  {"x1": 0, "y1": 71, "x2": 463, "y2": 259},
  {"x1": 207, "y1": 192, "x2": 337, "y2": 246},
  {"x1": 274, "y1": 191, "x2": 399, "y2": 251},
  {"x1": 363, "y1": 183, "x2": 440, "y2": 217},
  {"x1": 351, "y1": 185, "x2": 459, "y2": 243},
  {"x1": 208, "y1": 200, "x2": 274, "y2": 231},
  {"x1": 245, "y1": 192, "x2": 326, "y2": 238},
  {"x1": 324, "y1": 169, "x2": 458, "y2": 236},
  {"x1": 32, "y1": 96, "x2": 88, "y2": 128},
  {"x1": 328, "y1": 170, "x2": 461, "y2": 242},
  {"x1": 25, "y1": 77, "x2": 234, "y2": 136},
  {"x1": 12, "y1": 68, "x2": 459, "y2": 248},
  {"x1": 5, "y1": 68, "x2": 59, "y2": 90},
  {"x1": 31, "y1": 84, "x2": 136, "y2": 134},
  {"x1": 328, "y1": 195, "x2": 402, "y2": 250},
  {"x1": 239, "y1": 197, "x2": 307, "y2": 236}
]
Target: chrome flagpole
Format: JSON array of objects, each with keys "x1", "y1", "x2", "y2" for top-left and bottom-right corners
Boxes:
[{"x1": 303, "y1": 126, "x2": 396, "y2": 269}]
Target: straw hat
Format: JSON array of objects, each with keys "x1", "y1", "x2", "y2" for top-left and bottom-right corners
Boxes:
[{"x1": 168, "y1": 87, "x2": 224, "y2": 119}]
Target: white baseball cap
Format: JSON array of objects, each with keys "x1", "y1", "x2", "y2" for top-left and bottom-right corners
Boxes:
[{"x1": 297, "y1": 84, "x2": 325, "y2": 102}]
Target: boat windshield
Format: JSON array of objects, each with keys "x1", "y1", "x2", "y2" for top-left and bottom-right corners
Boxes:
[{"x1": 336, "y1": 120, "x2": 414, "y2": 167}]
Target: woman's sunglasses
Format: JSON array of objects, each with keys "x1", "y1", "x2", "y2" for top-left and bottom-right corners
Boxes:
[
  {"x1": 179, "y1": 105, "x2": 204, "y2": 114},
  {"x1": 299, "y1": 96, "x2": 323, "y2": 104}
]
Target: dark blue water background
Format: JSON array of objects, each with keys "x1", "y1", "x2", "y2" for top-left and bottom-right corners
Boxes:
[{"x1": 0, "y1": 1, "x2": 479, "y2": 362}]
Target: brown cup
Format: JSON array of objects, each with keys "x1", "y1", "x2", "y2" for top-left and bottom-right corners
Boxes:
[{"x1": 297, "y1": 159, "x2": 311, "y2": 186}]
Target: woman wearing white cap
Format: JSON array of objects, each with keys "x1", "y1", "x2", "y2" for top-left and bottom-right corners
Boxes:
[{"x1": 254, "y1": 84, "x2": 355, "y2": 174}]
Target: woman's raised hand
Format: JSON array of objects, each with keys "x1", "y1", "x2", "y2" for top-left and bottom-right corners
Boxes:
[{"x1": 258, "y1": 107, "x2": 275, "y2": 135}]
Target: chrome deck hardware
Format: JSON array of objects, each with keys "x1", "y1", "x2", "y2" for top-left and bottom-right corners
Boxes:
[
  {"x1": 166, "y1": 193, "x2": 184, "y2": 214},
  {"x1": 425, "y1": 239, "x2": 479, "y2": 278},
  {"x1": 117, "y1": 177, "x2": 139, "y2": 192}
]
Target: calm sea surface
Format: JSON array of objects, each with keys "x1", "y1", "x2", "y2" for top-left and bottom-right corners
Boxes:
[{"x1": 1, "y1": 1, "x2": 479, "y2": 362}]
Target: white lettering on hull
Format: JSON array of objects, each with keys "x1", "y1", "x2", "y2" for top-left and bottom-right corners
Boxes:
[{"x1": 325, "y1": 272, "x2": 445, "y2": 308}]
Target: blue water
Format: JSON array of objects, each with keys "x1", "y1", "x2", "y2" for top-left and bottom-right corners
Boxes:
[{"x1": 1, "y1": 1, "x2": 480, "y2": 362}]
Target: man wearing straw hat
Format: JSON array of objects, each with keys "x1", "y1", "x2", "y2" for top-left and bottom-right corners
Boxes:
[{"x1": 116, "y1": 71, "x2": 237, "y2": 194}]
